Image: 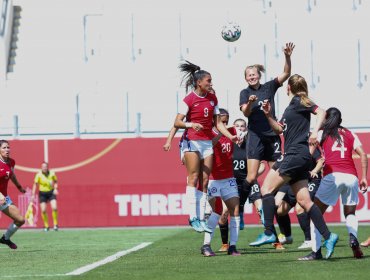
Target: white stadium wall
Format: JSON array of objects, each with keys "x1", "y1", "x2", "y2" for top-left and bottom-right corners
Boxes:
[{"x1": 0, "y1": 0, "x2": 369, "y2": 137}]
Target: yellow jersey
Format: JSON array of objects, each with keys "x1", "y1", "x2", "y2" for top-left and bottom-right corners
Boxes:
[{"x1": 34, "y1": 171, "x2": 58, "y2": 192}]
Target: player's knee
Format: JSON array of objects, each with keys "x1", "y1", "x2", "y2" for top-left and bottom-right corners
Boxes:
[
  {"x1": 297, "y1": 198, "x2": 312, "y2": 212},
  {"x1": 187, "y1": 173, "x2": 200, "y2": 186},
  {"x1": 246, "y1": 173, "x2": 257, "y2": 183},
  {"x1": 16, "y1": 216, "x2": 25, "y2": 226}
]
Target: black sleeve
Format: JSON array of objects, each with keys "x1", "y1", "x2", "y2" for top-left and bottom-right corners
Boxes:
[
  {"x1": 268, "y1": 78, "x2": 282, "y2": 98},
  {"x1": 239, "y1": 89, "x2": 250, "y2": 108}
]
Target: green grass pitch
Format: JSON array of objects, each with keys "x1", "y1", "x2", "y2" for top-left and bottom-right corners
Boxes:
[{"x1": 0, "y1": 225, "x2": 369, "y2": 279}]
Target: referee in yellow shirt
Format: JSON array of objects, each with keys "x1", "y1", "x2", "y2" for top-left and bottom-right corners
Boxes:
[{"x1": 31, "y1": 162, "x2": 59, "y2": 231}]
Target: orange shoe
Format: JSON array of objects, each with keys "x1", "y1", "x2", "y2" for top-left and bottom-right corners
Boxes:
[
  {"x1": 218, "y1": 243, "x2": 229, "y2": 252},
  {"x1": 273, "y1": 242, "x2": 286, "y2": 250},
  {"x1": 360, "y1": 237, "x2": 370, "y2": 247}
]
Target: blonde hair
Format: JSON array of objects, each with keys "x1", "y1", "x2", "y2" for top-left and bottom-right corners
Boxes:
[
  {"x1": 244, "y1": 64, "x2": 265, "y2": 79},
  {"x1": 288, "y1": 74, "x2": 314, "y2": 107}
]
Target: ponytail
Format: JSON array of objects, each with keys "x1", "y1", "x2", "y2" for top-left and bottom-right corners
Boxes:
[
  {"x1": 179, "y1": 60, "x2": 210, "y2": 93},
  {"x1": 288, "y1": 74, "x2": 314, "y2": 108},
  {"x1": 320, "y1": 107, "x2": 344, "y2": 145}
]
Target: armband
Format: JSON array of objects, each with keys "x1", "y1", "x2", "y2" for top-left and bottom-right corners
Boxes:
[{"x1": 185, "y1": 122, "x2": 193, "y2": 128}]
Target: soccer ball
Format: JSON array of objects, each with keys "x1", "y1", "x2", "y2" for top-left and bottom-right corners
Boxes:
[{"x1": 221, "y1": 22, "x2": 241, "y2": 42}]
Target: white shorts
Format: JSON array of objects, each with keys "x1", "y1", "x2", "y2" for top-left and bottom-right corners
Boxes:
[
  {"x1": 180, "y1": 139, "x2": 213, "y2": 160},
  {"x1": 315, "y1": 172, "x2": 359, "y2": 206},
  {"x1": 0, "y1": 196, "x2": 13, "y2": 211},
  {"x1": 208, "y1": 178, "x2": 239, "y2": 201}
]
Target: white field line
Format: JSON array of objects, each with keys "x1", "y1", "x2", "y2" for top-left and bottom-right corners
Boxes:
[
  {"x1": 0, "y1": 242, "x2": 152, "y2": 278},
  {"x1": 65, "y1": 242, "x2": 152, "y2": 276}
]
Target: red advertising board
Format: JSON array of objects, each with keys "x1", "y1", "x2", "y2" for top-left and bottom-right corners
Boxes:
[{"x1": 0, "y1": 133, "x2": 369, "y2": 228}]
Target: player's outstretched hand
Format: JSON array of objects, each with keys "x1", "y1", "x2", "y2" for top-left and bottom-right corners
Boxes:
[{"x1": 283, "y1": 42, "x2": 295, "y2": 57}]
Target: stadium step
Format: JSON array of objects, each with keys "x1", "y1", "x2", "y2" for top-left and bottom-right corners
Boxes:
[{"x1": 7, "y1": 5, "x2": 22, "y2": 74}]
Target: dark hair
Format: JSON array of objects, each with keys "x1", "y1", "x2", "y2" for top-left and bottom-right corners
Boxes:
[
  {"x1": 219, "y1": 108, "x2": 229, "y2": 116},
  {"x1": 179, "y1": 60, "x2": 210, "y2": 93},
  {"x1": 320, "y1": 107, "x2": 344, "y2": 145},
  {"x1": 0, "y1": 140, "x2": 9, "y2": 147}
]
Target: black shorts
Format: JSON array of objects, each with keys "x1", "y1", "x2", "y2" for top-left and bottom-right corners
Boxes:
[
  {"x1": 237, "y1": 178, "x2": 262, "y2": 204},
  {"x1": 246, "y1": 131, "x2": 282, "y2": 162},
  {"x1": 272, "y1": 153, "x2": 311, "y2": 184},
  {"x1": 280, "y1": 185, "x2": 297, "y2": 208},
  {"x1": 281, "y1": 179, "x2": 321, "y2": 208},
  {"x1": 39, "y1": 190, "x2": 56, "y2": 203},
  {"x1": 308, "y1": 178, "x2": 321, "y2": 200}
]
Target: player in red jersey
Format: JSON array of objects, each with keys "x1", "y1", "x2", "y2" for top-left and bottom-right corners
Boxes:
[
  {"x1": 174, "y1": 61, "x2": 238, "y2": 233},
  {"x1": 0, "y1": 140, "x2": 26, "y2": 250},
  {"x1": 201, "y1": 109, "x2": 241, "y2": 256},
  {"x1": 305, "y1": 107, "x2": 368, "y2": 260}
]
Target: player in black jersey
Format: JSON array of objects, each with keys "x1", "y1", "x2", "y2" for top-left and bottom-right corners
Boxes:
[
  {"x1": 232, "y1": 119, "x2": 265, "y2": 230},
  {"x1": 251, "y1": 74, "x2": 338, "y2": 260},
  {"x1": 274, "y1": 146, "x2": 324, "y2": 249},
  {"x1": 239, "y1": 43, "x2": 294, "y2": 226}
]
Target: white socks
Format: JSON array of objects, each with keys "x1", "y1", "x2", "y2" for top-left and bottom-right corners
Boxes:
[
  {"x1": 186, "y1": 186, "x2": 197, "y2": 220},
  {"x1": 229, "y1": 216, "x2": 240, "y2": 246},
  {"x1": 186, "y1": 186, "x2": 208, "y2": 220},
  {"x1": 203, "y1": 212, "x2": 220, "y2": 245},
  {"x1": 310, "y1": 220, "x2": 322, "y2": 253},
  {"x1": 199, "y1": 192, "x2": 208, "y2": 220},
  {"x1": 4, "y1": 223, "x2": 18, "y2": 240},
  {"x1": 346, "y1": 214, "x2": 358, "y2": 238}
]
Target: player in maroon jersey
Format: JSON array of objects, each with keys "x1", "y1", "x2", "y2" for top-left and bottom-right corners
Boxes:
[
  {"x1": 0, "y1": 140, "x2": 26, "y2": 250},
  {"x1": 201, "y1": 109, "x2": 241, "y2": 256},
  {"x1": 305, "y1": 107, "x2": 368, "y2": 259},
  {"x1": 174, "y1": 61, "x2": 238, "y2": 233}
]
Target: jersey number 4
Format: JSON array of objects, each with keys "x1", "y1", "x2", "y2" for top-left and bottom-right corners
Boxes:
[{"x1": 331, "y1": 137, "x2": 347, "y2": 158}]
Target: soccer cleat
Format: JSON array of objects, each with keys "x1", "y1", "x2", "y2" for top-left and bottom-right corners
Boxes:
[
  {"x1": 249, "y1": 233, "x2": 276, "y2": 247},
  {"x1": 239, "y1": 213, "x2": 245, "y2": 230},
  {"x1": 360, "y1": 237, "x2": 370, "y2": 247},
  {"x1": 298, "y1": 240, "x2": 312, "y2": 249},
  {"x1": 218, "y1": 243, "x2": 229, "y2": 252},
  {"x1": 273, "y1": 242, "x2": 285, "y2": 250},
  {"x1": 227, "y1": 245, "x2": 241, "y2": 256},
  {"x1": 188, "y1": 218, "x2": 204, "y2": 233},
  {"x1": 298, "y1": 249, "x2": 323, "y2": 261},
  {"x1": 0, "y1": 235, "x2": 17, "y2": 250},
  {"x1": 278, "y1": 233, "x2": 293, "y2": 245},
  {"x1": 350, "y1": 238, "x2": 364, "y2": 259},
  {"x1": 44, "y1": 227, "x2": 49, "y2": 232},
  {"x1": 199, "y1": 220, "x2": 213, "y2": 234},
  {"x1": 323, "y1": 233, "x2": 339, "y2": 259},
  {"x1": 54, "y1": 225, "x2": 59, "y2": 231},
  {"x1": 201, "y1": 244, "x2": 216, "y2": 257}
]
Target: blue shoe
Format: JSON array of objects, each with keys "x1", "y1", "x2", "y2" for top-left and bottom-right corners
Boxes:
[
  {"x1": 239, "y1": 213, "x2": 245, "y2": 230},
  {"x1": 189, "y1": 217, "x2": 204, "y2": 233},
  {"x1": 249, "y1": 233, "x2": 276, "y2": 247},
  {"x1": 199, "y1": 220, "x2": 213, "y2": 233},
  {"x1": 323, "y1": 233, "x2": 339, "y2": 259}
]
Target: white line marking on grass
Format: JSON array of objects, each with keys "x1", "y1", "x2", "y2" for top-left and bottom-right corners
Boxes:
[{"x1": 65, "y1": 242, "x2": 152, "y2": 276}]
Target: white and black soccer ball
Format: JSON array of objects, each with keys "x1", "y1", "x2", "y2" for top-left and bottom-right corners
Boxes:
[{"x1": 221, "y1": 22, "x2": 241, "y2": 42}]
